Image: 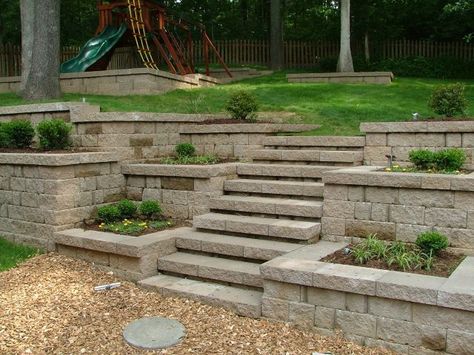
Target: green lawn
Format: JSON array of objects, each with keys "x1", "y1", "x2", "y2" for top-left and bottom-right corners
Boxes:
[
  {"x1": 0, "y1": 237, "x2": 40, "y2": 271},
  {"x1": 1, "y1": 73, "x2": 473, "y2": 135}
]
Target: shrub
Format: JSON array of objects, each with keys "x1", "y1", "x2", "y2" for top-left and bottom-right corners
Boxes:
[
  {"x1": 225, "y1": 91, "x2": 259, "y2": 120},
  {"x1": 429, "y1": 83, "x2": 467, "y2": 117},
  {"x1": 175, "y1": 143, "x2": 196, "y2": 158},
  {"x1": 434, "y1": 148, "x2": 466, "y2": 172},
  {"x1": 36, "y1": 119, "x2": 72, "y2": 150},
  {"x1": 97, "y1": 205, "x2": 121, "y2": 223},
  {"x1": 0, "y1": 123, "x2": 8, "y2": 148},
  {"x1": 416, "y1": 231, "x2": 449, "y2": 255},
  {"x1": 0, "y1": 120, "x2": 35, "y2": 148},
  {"x1": 409, "y1": 149, "x2": 436, "y2": 170},
  {"x1": 116, "y1": 199, "x2": 137, "y2": 219},
  {"x1": 139, "y1": 200, "x2": 162, "y2": 218}
]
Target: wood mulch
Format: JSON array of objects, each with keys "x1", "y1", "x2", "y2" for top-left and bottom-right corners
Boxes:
[
  {"x1": 321, "y1": 246, "x2": 465, "y2": 278},
  {"x1": 0, "y1": 254, "x2": 394, "y2": 354}
]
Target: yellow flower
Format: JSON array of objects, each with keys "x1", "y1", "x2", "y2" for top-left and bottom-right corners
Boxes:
[{"x1": 385, "y1": 168, "x2": 392, "y2": 172}]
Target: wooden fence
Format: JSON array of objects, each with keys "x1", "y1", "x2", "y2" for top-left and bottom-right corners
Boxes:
[{"x1": 1, "y1": 39, "x2": 473, "y2": 77}]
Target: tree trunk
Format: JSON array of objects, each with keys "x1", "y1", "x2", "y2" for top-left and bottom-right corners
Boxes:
[
  {"x1": 337, "y1": 0, "x2": 354, "y2": 72},
  {"x1": 20, "y1": 0, "x2": 61, "y2": 100},
  {"x1": 364, "y1": 31, "x2": 370, "y2": 63},
  {"x1": 270, "y1": 0, "x2": 283, "y2": 70}
]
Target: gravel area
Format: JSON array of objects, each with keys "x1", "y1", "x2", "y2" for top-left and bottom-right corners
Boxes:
[{"x1": 0, "y1": 254, "x2": 393, "y2": 354}]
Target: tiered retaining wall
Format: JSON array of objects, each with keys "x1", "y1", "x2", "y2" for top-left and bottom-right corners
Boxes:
[
  {"x1": 0, "y1": 152, "x2": 123, "y2": 249},
  {"x1": 123, "y1": 163, "x2": 237, "y2": 219},
  {"x1": 321, "y1": 165, "x2": 474, "y2": 255},
  {"x1": 287, "y1": 72, "x2": 394, "y2": 84},
  {"x1": 362, "y1": 121, "x2": 474, "y2": 169}
]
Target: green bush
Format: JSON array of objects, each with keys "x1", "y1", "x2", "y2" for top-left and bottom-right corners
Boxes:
[
  {"x1": 429, "y1": 83, "x2": 467, "y2": 117},
  {"x1": 175, "y1": 143, "x2": 196, "y2": 158},
  {"x1": 36, "y1": 119, "x2": 72, "y2": 150},
  {"x1": 434, "y1": 149, "x2": 466, "y2": 172},
  {"x1": 0, "y1": 120, "x2": 35, "y2": 148},
  {"x1": 0, "y1": 123, "x2": 9, "y2": 148},
  {"x1": 97, "y1": 205, "x2": 121, "y2": 223},
  {"x1": 409, "y1": 149, "x2": 436, "y2": 170},
  {"x1": 116, "y1": 199, "x2": 137, "y2": 219},
  {"x1": 139, "y1": 200, "x2": 162, "y2": 218},
  {"x1": 225, "y1": 91, "x2": 259, "y2": 120},
  {"x1": 416, "y1": 231, "x2": 449, "y2": 255}
]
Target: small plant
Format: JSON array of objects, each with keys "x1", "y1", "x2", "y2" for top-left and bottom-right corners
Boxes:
[
  {"x1": 352, "y1": 234, "x2": 387, "y2": 264},
  {"x1": 97, "y1": 205, "x2": 121, "y2": 223},
  {"x1": 98, "y1": 219, "x2": 173, "y2": 236},
  {"x1": 139, "y1": 200, "x2": 162, "y2": 218},
  {"x1": 161, "y1": 154, "x2": 219, "y2": 165},
  {"x1": 416, "y1": 231, "x2": 449, "y2": 255},
  {"x1": 434, "y1": 148, "x2": 466, "y2": 172},
  {"x1": 225, "y1": 91, "x2": 259, "y2": 120},
  {"x1": 116, "y1": 199, "x2": 137, "y2": 219},
  {"x1": 175, "y1": 143, "x2": 196, "y2": 158},
  {"x1": 36, "y1": 119, "x2": 72, "y2": 150},
  {"x1": 429, "y1": 83, "x2": 467, "y2": 117},
  {"x1": 409, "y1": 149, "x2": 436, "y2": 170},
  {"x1": 0, "y1": 120, "x2": 35, "y2": 148}
]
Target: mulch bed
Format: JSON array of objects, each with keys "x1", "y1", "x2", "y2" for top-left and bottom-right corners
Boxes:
[
  {"x1": 84, "y1": 219, "x2": 191, "y2": 237},
  {"x1": 321, "y1": 246, "x2": 465, "y2": 278},
  {"x1": 0, "y1": 254, "x2": 394, "y2": 354}
]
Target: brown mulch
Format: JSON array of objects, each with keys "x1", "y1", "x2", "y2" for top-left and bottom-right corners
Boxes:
[
  {"x1": 84, "y1": 219, "x2": 191, "y2": 237},
  {"x1": 0, "y1": 254, "x2": 394, "y2": 355},
  {"x1": 321, "y1": 246, "x2": 465, "y2": 278}
]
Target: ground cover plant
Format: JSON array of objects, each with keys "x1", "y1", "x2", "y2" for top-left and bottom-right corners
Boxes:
[
  {"x1": 1, "y1": 75, "x2": 473, "y2": 136},
  {"x1": 0, "y1": 237, "x2": 40, "y2": 271},
  {"x1": 92, "y1": 200, "x2": 175, "y2": 236},
  {"x1": 161, "y1": 143, "x2": 220, "y2": 165},
  {"x1": 322, "y1": 233, "x2": 464, "y2": 277}
]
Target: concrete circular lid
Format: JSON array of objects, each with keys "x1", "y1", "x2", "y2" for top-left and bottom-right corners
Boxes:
[{"x1": 123, "y1": 317, "x2": 186, "y2": 350}]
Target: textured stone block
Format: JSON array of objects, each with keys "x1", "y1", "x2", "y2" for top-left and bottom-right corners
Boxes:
[
  {"x1": 371, "y1": 203, "x2": 389, "y2": 222},
  {"x1": 321, "y1": 217, "x2": 345, "y2": 236},
  {"x1": 345, "y1": 293, "x2": 368, "y2": 313},
  {"x1": 323, "y1": 185, "x2": 348, "y2": 200},
  {"x1": 368, "y1": 296, "x2": 412, "y2": 321},
  {"x1": 425, "y1": 208, "x2": 467, "y2": 228},
  {"x1": 264, "y1": 280, "x2": 301, "y2": 301},
  {"x1": 365, "y1": 133, "x2": 387, "y2": 146},
  {"x1": 447, "y1": 329, "x2": 474, "y2": 355},
  {"x1": 346, "y1": 220, "x2": 396, "y2": 240},
  {"x1": 348, "y1": 186, "x2": 365, "y2": 202},
  {"x1": 289, "y1": 302, "x2": 315, "y2": 328},
  {"x1": 262, "y1": 296, "x2": 289, "y2": 321},
  {"x1": 335, "y1": 310, "x2": 377, "y2": 337},
  {"x1": 354, "y1": 202, "x2": 371, "y2": 220},
  {"x1": 390, "y1": 205, "x2": 425, "y2": 224},
  {"x1": 412, "y1": 304, "x2": 474, "y2": 332},
  {"x1": 323, "y1": 200, "x2": 355, "y2": 219},
  {"x1": 161, "y1": 177, "x2": 194, "y2": 191},
  {"x1": 307, "y1": 288, "x2": 346, "y2": 309},
  {"x1": 314, "y1": 306, "x2": 336, "y2": 329},
  {"x1": 366, "y1": 187, "x2": 399, "y2": 204},
  {"x1": 399, "y1": 189, "x2": 454, "y2": 208},
  {"x1": 396, "y1": 223, "x2": 432, "y2": 243}
]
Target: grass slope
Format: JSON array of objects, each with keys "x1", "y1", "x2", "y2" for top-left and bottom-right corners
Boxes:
[
  {"x1": 0, "y1": 237, "x2": 40, "y2": 271},
  {"x1": 1, "y1": 73, "x2": 473, "y2": 135}
]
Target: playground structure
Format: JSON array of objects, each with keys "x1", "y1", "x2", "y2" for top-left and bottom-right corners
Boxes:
[{"x1": 61, "y1": 0, "x2": 232, "y2": 78}]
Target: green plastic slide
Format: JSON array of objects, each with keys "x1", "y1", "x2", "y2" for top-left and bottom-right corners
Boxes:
[{"x1": 60, "y1": 23, "x2": 128, "y2": 73}]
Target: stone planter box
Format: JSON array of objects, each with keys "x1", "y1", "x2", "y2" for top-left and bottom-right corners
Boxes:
[
  {"x1": 361, "y1": 121, "x2": 474, "y2": 169},
  {"x1": 322, "y1": 165, "x2": 474, "y2": 255},
  {"x1": 0, "y1": 152, "x2": 124, "y2": 249},
  {"x1": 122, "y1": 163, "x2": 238, "y2": 220},
  {"x1": 260, "y1": 241, "x2": 474, "y2": 354},
  {"x1": 53, "y1": 228, "x2": 177, "y2": 281},
  {"x1": 287, "y1": 72, "x2": 394, "y2": 84}
]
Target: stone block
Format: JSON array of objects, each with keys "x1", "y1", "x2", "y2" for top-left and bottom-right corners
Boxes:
[
  {"x1": 446, "y1": 133, "x2": 462, "y2": 147},
  {"x1": 364, "y1": 146, "x2": 392, "y2": 163},
  {"x1": 321, "y1": 217, "x2": 345, "y2": 236},
  {"x1": 399, "y1": 189, "x2": 454, "y2": 208},
  {"x1": 345, "y1": 293, "x2": 368, "y2": 313},
  {"x1": 348, "y1": 186, "x2": 365, "y2": 202},
  {"x1": 454, "y1": 191, "x2": 474, "y2": 210},
  {"x1": 161, "y1": 177, "x2": 194, "y2": 191},
  {"x1": 390, "y1": 205, "x2": 425, "y2": 224},
  {"x1": 388, "y1": 133, "x2": 416, "y2": 147},
  {"x1": 127, "y1": 176, "x2": 146, "y2": 188},
  {"x1": 354, "y1": 202, "x2": 371, "y2": 220},
  {"x1": 366, "y1": 187, "x2": 399, "y2": 204},
  {"x1": 323, "y1": 200, "x2": 355, "y2": 219},
  {"x1": 434, "y1": 227, "x2": 474, "y2": 249},
  {"x1": 412, "y1": 304, "x2": 474, "y2": 332},
  {"x1": 368, "y1": 296, "x2": 412, "y2": 321},
  {"x1": 371, "y1": 203, "x2": 389, "y2": 222},
  {"x1": 447, "y1": 329, "x2": 474, "y2": 355},
  {"x1": 415, "y1": 133, "x2": 445, "y2": 147},
  {"x1": 263, "y1": 280, "x2": 302, "y2": 301},
  {"x1": 365, "y1": 133, "x2": 387, "y2": 146},
  {"x1": 307, "y1": 288, "x2": 346, "y2": 309},
  {"x1": 346, "y1": 220, "x2": 396, "y2": 240},
  {"x1": 396, "y1": 223, "x2": 432, "y2": 243},
  {"x1": 425, "y1": 208, "x2": 467, "y2": 228},
  {"x1": 365, "y1": 338, "x2": 409, "y2": 354},
  {"x1": 323, "y1": 185, "x2": 348, "y2": 200},
  {"x1": 142, "y1": 188, "x2": 161, "y2": 201},
  {"x1": 314, "y1": 306, "x2": 336, "y2": 329},
  {"x1": 262, "y1": 296, "x2": 289, "y2": 321},
  {"x1": 335, "y1": 310, "x2": 377, "y2": 337},
  {"x1": 289, "y1": 302, "x2": 315, "y2": 328}
]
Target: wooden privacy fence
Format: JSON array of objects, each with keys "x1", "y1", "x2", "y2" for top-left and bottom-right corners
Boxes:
[{"x1": 1, "y1": 39, "x2": 473, "y2": 76}]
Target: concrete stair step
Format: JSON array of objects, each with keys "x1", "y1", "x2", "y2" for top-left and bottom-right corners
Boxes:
[
  {"x1": 237, "y1": 163, "x2": 337, "y2": 179},
  {"x1": 193, "y1": 213, "x2": 320, "y2": 242},
  {"x1": 175, "y1": 227, "x2": 303, "y2": 260},
  {"x1": 158, "y1": 252, "x2": 262, "y2": 287},
  {"x1": 210, "y1": 195, "x2": 323, "y2": 218},
  {"x1": 139, "y1": 274, "x2": 262, "y2": 318},
  {"x1": 224, "y1": 179, "x2": 324, "y2": 197},
  {"x1": 250, "y1": 149, "x2": 364, "y2": 163},
  {"x1": 264, "y1": 136, "x2": 365, "y2": 148}
]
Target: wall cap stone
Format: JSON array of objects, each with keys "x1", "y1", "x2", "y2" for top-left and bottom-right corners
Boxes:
[
  {"x1": 179, "y1": 124, "x2": 320, "y2": 134},
  {"x1": 71, "y1": 112, "x2": 226, "y2": 123},
  {"x1": 0, "y1": 102, "x2": 97, "y2": 116},
  {"x1": 287, "y1": 72, "x2": 394, "y2": 79},
  {"x1": 0, "y1": 151, "x2": 119, "y2": 166},
  {"x1": 361, "y1": 121, "x2": 474, "y2": 133},
  {"x1": 122, "y1": 162, "x2": 238, "y2": 178}
]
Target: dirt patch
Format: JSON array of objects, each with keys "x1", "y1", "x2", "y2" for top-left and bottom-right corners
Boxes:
[
  {"x1": 321, "y1": 246, "x2": 465, "y2": 278},
  {"x1": 84, "y1": 219, "x2": 191, "y2": 237},
  {"x1": 0, "y1": 254, "x2": 393, "y2": 354}
]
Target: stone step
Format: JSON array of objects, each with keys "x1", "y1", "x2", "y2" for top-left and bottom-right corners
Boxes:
[
  {"x1": 224, "y1": 179, "x2": 324, "y2": 197},
  {"x1": 237, "y1": 163, "x2": 338, "y2": 179},
  {"x1": 264, "y1": 136, "x2": 366, "y2": 148},
  {"x1": 193, "y1": 213, "x2": 320, "y2": 242},
  {"x1": 158, "y1": 252, "x2": 262, "y2": 287},
  {"x1": 250, "y1": 149, "x2": 364, "y2": 164},
  {"x1": 175, "y1": 227, "x2": 303, "y2": 260},
  {"x1": 139, "y1": 274, "x2": 262, "y2": 318},
  {"x1": 210, "y1": 195, "x2": 323, "y2": 218}
]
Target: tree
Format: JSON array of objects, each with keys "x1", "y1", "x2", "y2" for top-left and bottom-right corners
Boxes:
[
  {"x1": 270, "y1": 0, "x2": 283, "y2": 70},
  {"x1": 20, "y1": 0, "x2": 61, "y2": 100},
  {"x1": 337, "y1": 0, "x2": 354, "y2": 72}
]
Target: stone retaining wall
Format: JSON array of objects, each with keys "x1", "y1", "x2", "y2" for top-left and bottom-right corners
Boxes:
[
  {"x1": 322, "y1": 165, "x2": 474, "y2": 255},
  {"x1": 0, "y1": 152, "x2": 124, "y2": 249},
  {"x1": 287, "y1": 72, "x2": 394, "y2": 84},
  {"x1": 123, "y1": 163, "x2": 237, "y2": 220},
  {"x1": 261, "y1": 242, "x2": 474, "y2": 354},
  {"x1": 361, "y1": 121, "x2": 474, "y2": 169}
]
